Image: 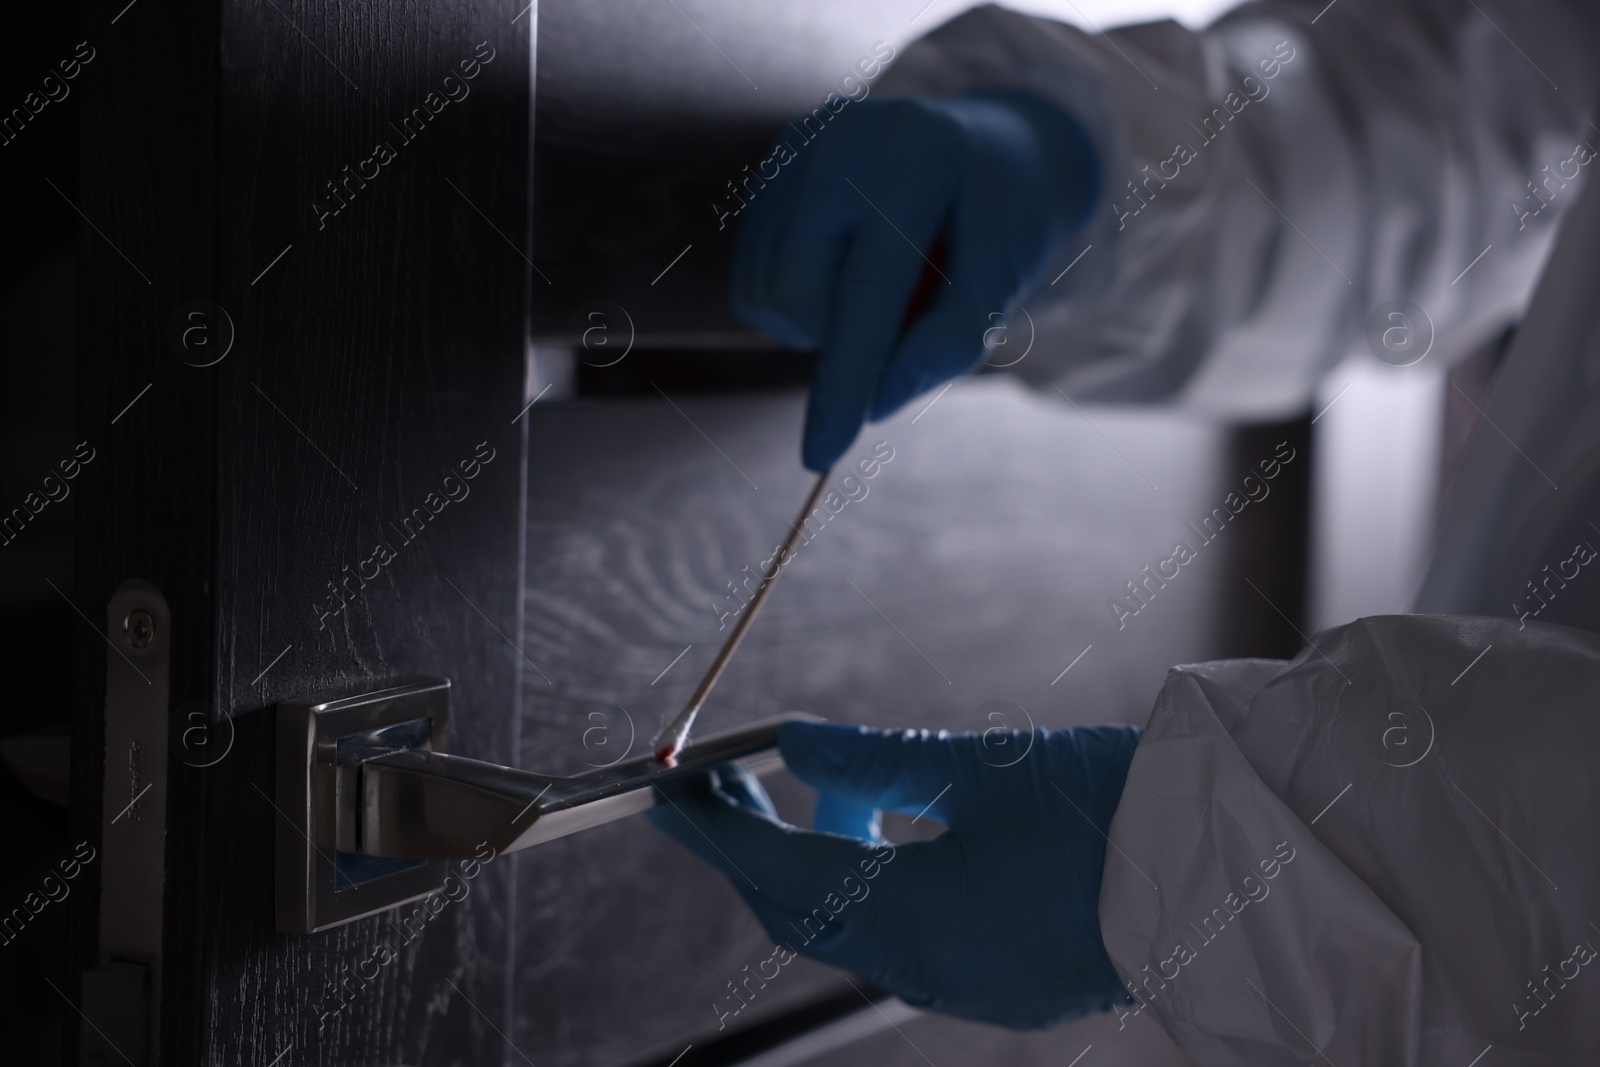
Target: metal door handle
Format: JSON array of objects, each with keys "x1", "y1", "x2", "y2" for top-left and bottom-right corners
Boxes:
[
  {"x1": 358, "y1": 714, "x2": 795, "y2": 860},
  {"x1": 276, "y1": 678, "x2": 799, "y2": 932}
]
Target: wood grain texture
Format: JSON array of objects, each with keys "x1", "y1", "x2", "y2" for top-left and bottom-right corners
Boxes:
[
  {"x1": 203, "y1": 0, "x2": 532, "y2": 1059},
  {"x1": 70, "y1": 0, "x2": 532, "y2": 1063},
  {"x1": 512, "y1": 378, "x2": 1304, "y2": 1065},
  {"x1": 71, "y1": 0, "x2": 220, "y2": 1061}
]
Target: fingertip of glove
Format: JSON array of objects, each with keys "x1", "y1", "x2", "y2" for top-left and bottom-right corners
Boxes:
[
  {"x1": 868, "y1": 375, "x2": 912, "y2": 423},
  {"x1": 801, "y1": 420, "x2": 851, "y2": 474},
  {"x1": 800, "y1": 446, "x2": 834, "y2": 476}
]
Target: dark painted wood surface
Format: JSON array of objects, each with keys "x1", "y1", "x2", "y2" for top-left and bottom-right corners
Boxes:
[
  {"x1": 75, "y1": 0, "x2": 532, "y2": 1064},
  {"x1": 71, "y1": 0, "x2": 220, "y2": 1061},
  {"x1": 513, "y1": 380, "x2": 1302, "y2": 1066},
  {"x1": 203, "y1": 1, "x2": 532, "y2": 1062}
]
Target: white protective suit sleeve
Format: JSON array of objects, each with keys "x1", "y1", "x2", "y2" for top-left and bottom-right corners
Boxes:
[
  {"x1": 877, "y1": 1, "x2": 1600, "y2": 416},
  {"x1": 1098, "y1": 613, "x2": 1600, "y2": 1066}
]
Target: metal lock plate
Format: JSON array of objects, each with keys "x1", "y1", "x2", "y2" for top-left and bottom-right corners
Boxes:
[{"x1": 274, "y1": 679, "x2": 450, "y2": 934}]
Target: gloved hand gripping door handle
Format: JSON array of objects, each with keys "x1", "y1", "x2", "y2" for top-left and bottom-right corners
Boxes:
[{"x1": 275, "y1": 677, "x2": 800, "y2": 932}]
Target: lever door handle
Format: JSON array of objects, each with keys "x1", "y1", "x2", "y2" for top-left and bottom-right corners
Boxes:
[
  {"x1": 357, "y1": 714, "x2": 798, "y2": 860},
  {"x1": 276, "y1": 678, "x2": 802, "y2": 932}
]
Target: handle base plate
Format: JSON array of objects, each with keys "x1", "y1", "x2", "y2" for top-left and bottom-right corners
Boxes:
[{"x1": 274, "y1": 678, "x2": 452, "y2": 934}]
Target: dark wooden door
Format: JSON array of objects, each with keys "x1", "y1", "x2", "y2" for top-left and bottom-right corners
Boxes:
[{"x1": 72, "y1": 0, "x2": 532, "y2": 1062}]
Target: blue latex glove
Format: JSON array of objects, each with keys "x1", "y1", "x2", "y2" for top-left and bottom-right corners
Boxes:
[
  {"x1": 648, "y1": 719, "x2": 1141, "y2": 1029},
  {"x1": 729, "y1": 93, "x2": 1100, "y2": 472}
]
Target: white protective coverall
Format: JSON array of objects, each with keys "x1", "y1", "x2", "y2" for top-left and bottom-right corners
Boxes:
[{"x1": 881, "y1": 1, "x2": 1600, "y2": 1062}]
